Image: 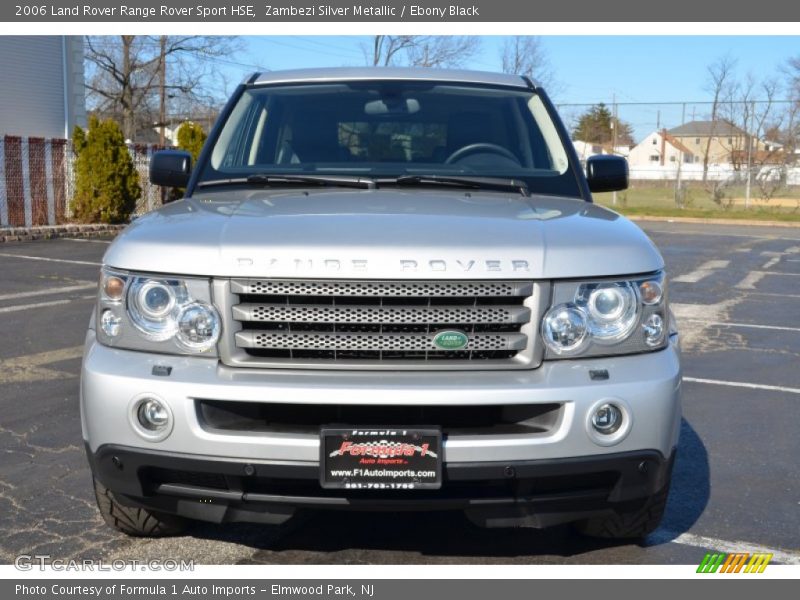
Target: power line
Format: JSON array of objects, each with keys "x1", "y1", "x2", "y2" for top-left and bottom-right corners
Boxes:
[
  {"x1": 557, "y1": 99, "x2": 797, "y2": 107},
  {"x1": 290, "y1": 36, "x2": 365, "y2": 56},
  {"x1": 259, "y1": 38, "x2": 363, "y2": 61}
]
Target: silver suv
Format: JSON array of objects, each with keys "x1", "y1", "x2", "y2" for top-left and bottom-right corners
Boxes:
[{"x1": 81, "y1": 67, "x2": 680, "y2": 539}]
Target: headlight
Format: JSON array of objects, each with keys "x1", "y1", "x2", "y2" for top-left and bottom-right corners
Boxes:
[
  {"x1": 542, "y1": 271, "x2": 668, "y2": 359},
  {"x1": 176, "y1": 303, "x2": 221, "y2": 350},
  {"x1": 96, "y1": 268, "x2": 221, "y2": 355},
  {"x1": 127, "y1": 278, "x2": 183, "y2": 341}
]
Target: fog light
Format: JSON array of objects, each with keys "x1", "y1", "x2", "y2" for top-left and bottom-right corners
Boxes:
[
  {"x1": 100, "y1": 309, "x2": 121, "y2": 337},
  {"x1": 137, "y1": 398, "x2": 170, "y2": 431},
  {"x1": 591, "y1": 403, "x2": 623, "y2": 434}
]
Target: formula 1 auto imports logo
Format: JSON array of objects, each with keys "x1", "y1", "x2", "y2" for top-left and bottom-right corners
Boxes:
[
  {"x1": 696, "y1": 552, "x2": 773, "y2": 573},
  {"x1": 330, "y1": 440, "x2": 438, "y2": 459}
]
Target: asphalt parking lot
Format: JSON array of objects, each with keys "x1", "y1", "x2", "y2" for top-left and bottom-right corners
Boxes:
[{"x1": 0, "y1": 221, "x2": 798, "y2": 565}]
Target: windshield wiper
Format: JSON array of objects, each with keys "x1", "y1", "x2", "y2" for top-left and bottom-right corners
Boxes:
[
  {"x1": 197, "y1": 174, "x2": 376, "y2": 189},
  {"x1": 387, "y1": 175, "x2": 529, "y2": 196}
]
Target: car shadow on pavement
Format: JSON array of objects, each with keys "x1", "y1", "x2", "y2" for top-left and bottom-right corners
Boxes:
[
  {"x1": 178, "y1": 418, "x2": 709, "y2": 562},
  {"x1": 642, "y1": 418, "x2": 710, "y2": 546}
]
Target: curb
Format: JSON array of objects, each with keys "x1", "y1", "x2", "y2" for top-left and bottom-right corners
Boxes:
[
  {"x1": 627, "y1": 215, "x2": 800, "y2": 228},
  {"x1": 0, "y1": 224, "x2": 126, "y2": 243}
]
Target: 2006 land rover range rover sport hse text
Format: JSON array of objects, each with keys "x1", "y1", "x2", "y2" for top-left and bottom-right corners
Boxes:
[{"x1": 81, "y1": 67, "x2": 681, "y2": 539}]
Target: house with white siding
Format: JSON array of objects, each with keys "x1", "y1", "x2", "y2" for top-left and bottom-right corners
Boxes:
[
  {"x1": 628, "y1": 129, "x2": 697, "y2": 168},
  {"x1": 0, "y1": 36, "x2": 86, "y2": 227},
  {"x1": 0, "y1": 36, "x2": 86, "y2": 139}
]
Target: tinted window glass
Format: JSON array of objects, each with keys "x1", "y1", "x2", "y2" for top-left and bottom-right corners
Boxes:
[{"x1": 201, "y1": 82, "x2": 581, "y2": 197}]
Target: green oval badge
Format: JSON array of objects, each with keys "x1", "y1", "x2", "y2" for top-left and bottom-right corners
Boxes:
[{"x1": 433, "y1": 330, "x2": 469, "y2": 350}]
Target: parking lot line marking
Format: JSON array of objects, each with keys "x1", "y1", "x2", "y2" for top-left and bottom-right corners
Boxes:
[
  {"x1": 683, "y1": 376, "x2": 800, "y2": 395},
  {"x1": 678, "y1": 314, "x2": 800, "y2": 333},
  {"x1": 762, "y1": 257, "x2": 780, "y2": 269},
  {"x1": 0, "y1": 345, "x2": 83, "y2": 384},
  {"x1": 0, "y1": 299, "x2": 72, "y2": 314},
  {"x1": 0, "y1": 282, "x2": 96, "y2": 301},
  {"x1": 645, "y1": 228, "x2": 800, "y2": 241},
  {"x1": 651, "y1": 530, "x2": 800, "y2": 565},
  {"x1": 0, "y1": 252, "x2": 101, "y2": 266},
  {"x1": 748, "y1": 291, "x2": 800, "y2": 300},
  {"x1": 707, "y1": 321, "x2": 800, "y2": 333},
  {"x1": 735, "y1": 271, "x2": 766, "y2": 289},
  {"x1": 673, "y1": 260, "x2": 730, "y2": 283}
]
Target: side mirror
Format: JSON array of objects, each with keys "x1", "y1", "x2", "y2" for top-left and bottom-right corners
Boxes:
[
  {"x1": 150, "y1": 150, "x2": 192, "y2": 188},
  {"x1": 586, "y1": 155, "x2": 629, "y2": 193}
]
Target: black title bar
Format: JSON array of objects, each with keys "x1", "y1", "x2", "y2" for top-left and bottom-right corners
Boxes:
[{"x1": 4, "y1": 0, "x2": 799, "y2": 22}]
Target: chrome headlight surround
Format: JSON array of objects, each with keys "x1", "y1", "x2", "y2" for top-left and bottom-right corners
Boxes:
[
  {"x1": 542, "y1": 271, "x2": 668, "y2": 359},
  {"x1": 96, "y1": 267, "x2": 221, "y2": 355}
]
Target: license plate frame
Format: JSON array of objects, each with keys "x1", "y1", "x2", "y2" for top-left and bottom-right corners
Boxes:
[{"x1": 319, "y1": 426, "x2": 442, "y2": 490}]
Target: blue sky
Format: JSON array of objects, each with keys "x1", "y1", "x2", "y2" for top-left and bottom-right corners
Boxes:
[{"x1": 229, "y1": 36, "x2": 799, "y2": 141}]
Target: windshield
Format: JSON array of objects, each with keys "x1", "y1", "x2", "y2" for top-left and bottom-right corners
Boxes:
[{"x1": 199, "y1": 81, "x2": 581, "y2": 197}]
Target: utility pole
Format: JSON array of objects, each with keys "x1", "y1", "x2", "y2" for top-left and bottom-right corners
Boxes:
[
  {"x1": 612, "y1": 93, "x2": 618, "y2": 206},
  {"x1": 675, "y1": 102, "x2": 686, "y2": 205},
  {"x1": 158, "y1": 35, "x2": 167, "y2": 207},
  {"x1": 745, "y1": 99, "x2": 754, "y2": 209},
  {"x1": 158, "y1": 35, "x2": 167, "y2": 147}
]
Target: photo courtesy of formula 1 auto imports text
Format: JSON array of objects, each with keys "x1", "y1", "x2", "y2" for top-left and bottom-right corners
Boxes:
[{"x1": 0, "y1": 0, "x2": 798, "y2": 597}]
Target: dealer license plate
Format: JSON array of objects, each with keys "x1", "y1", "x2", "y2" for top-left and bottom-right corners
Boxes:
[{"x1": 320, "y1": 427, "x2": 442, "y2": 490}]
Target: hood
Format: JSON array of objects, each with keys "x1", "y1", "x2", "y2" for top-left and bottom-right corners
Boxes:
[{"x1": 103, "y1": 188, "x2": 664, "y2": 279}]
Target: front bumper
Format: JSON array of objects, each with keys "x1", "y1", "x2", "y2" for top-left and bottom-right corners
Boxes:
[
  {"x1": 87, "y1": 443, "x2": 676, "y2": 528},
  {"x1": 81, "y1": 331, "x2": 681, "y2": 526}
]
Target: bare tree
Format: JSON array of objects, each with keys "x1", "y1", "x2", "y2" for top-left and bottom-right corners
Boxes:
[
  {"x1": 701, "y1": 55, "x2": 737, "y2": 182},
  {"x1": 500, "y1": 36, "x2": 557, "y2": 91},
  {"x1": 369, "y1": 36, "x2": 417, "y2": 66},
  {"x1": 783, "y1": 56, "x2": 800, "y2": 162},
  {"x1": 406, "y1": 37, "x2": 480, "y2": 68},
  {"x1": 721, "y1": 75, "x2": 782, "y2": 171},
  {"x1": 85, "y1": 35, "x2": 239, "y2": 141},
  {"x1": 365, "y1": 36, "x2": 480, "y2": 68},
  {"x1": 715, "y1": 73, "x2": 797, "y2": 203}
]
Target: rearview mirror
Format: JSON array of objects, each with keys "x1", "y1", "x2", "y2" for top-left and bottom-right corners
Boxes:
[
  {"x1": 586, "y1": 155, "x2": 629, "y2": 193},
  {"x1": 150, "y1": 150, "x2": 192, "y2": 188},
  {"x1": 364, "y1": 98, "x2": 420, "y2": 115}
]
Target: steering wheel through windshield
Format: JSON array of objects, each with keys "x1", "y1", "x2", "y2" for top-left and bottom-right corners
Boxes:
[{"x1": 444, "y1": 143, "x2": 520, "y2": 165}]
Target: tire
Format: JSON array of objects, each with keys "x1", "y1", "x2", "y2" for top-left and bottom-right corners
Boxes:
[
  {"x1": 575, "y1": 481, "x2": 670, "y2": 539},
  {"x1": 93, "y1": 477, "x2": 186, "y2": 537}
]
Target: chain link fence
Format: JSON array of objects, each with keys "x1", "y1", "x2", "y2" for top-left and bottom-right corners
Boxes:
[
  {"x1": 4, "y1": 98, "x2": 800, "y2": 227},
  {"x1": 0, "y1": 135, "x2": 163, "y2": 228},
  {"x1": 561, "y1": 99, "x2": 800, "y2": 212}
]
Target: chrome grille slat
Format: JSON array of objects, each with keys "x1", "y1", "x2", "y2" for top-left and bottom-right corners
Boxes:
[
  {"x1": 235, "y1": 330, "x2": 528, "y2": 352},
  {"x1": 232, "y1": 303, "x2": 531, "y2": 325},
  {"x1": 231, "y1": 279, "x2": 533, "y2": 297}
]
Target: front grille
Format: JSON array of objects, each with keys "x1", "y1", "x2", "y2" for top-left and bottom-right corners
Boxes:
[{"x1": 218, "y1": 278, "x2": 543, "y2": 369}]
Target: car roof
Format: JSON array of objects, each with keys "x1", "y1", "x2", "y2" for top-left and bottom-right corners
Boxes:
[{"x1": 246, "y1": 67, "x2": 533, "y2": 89}]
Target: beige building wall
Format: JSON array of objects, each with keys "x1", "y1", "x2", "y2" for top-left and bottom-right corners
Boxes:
[{"x1": 673, "y1": 134, "x2": 767, "y2": 165}]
